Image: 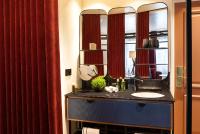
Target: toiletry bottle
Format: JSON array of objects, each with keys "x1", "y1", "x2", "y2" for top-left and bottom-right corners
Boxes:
[
  {"x1": 121, "y1": 79, "x2": 126, "y2": 91},
  {"x1": 116, "y1": 78, "x2": 121, "y2": 90},
  {"x1": 72, "y1": 85, "x2": 76, "y2": 93}
]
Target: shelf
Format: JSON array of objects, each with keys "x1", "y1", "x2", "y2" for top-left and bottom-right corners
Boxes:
[
  {"x1": 125, "y1": 43, "x2": 136, "y2": 45},
  {"x1": 139, "y1": 75, "x2": 168, "y2": 79},
  {"x1": 159, "y1": 74, "x2": 168, "y2": 77},
  {"x1": 136, "y1": 47, "x2": 168, "y2": 50},
  {"x1": 80, "y1": 64, "x2": 107, "y2": 65},
  {"x1": 70, "y1": 118, "x2": 171, "y2": 134},
  {"x1": 80, "y1": 49, "x2": 107, "y2": 51},
  {"x1": 159, "y1": 41, "x2": 168, "y2": 43},
  {"x1": 135, "y1": 64, "x2": 168, "y2": 66}
]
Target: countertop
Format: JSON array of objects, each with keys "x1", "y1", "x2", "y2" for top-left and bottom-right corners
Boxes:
[{"x1": 65, "y1": 89, "x2": 174, "y2": 103}]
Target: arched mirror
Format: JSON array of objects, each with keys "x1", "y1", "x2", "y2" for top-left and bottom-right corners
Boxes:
[
  {"x1": 108, "y1": 7, "x2": 136, "y2": 78},
  {"x1": 136, "y1": 3, "x2": 168, "y2": 80},
  {"x1": 79, "y1": 9, "x2": 108, "y2": 77}
]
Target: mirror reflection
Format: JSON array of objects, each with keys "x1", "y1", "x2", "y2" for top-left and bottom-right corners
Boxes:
[
  {"x1": 136, "y1": 3, "x2": 168, "y2": 80},
  {"x1": 108, "y1": 7, "x2": 136, "y2": 78},
  {"x1": 79, "y1": 3, "x2": 169, "y2": 80},
  {"x1": 80, "y1": 9, "x2": 108, "y2": 76}
]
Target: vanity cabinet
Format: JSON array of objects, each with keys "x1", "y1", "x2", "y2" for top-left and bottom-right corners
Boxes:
[
  {"x1": 65, "y1": 91, "x2": 174, "y2": 134},
  {"x1": 68, "y1": 97, "x2": 172, "y2": 129}
]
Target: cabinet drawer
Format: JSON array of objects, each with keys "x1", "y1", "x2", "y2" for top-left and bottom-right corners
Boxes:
[{"x1": 67, "y1": 98, "x2": 172, "y2": 129}]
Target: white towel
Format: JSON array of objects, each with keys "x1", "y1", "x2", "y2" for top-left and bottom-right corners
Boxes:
[
  {"x1": 105, "y1": 86, "x2": 119, "y2": 93},
  {"x1": 82, "y1": 127, "x2": 100, "y2": 134}
]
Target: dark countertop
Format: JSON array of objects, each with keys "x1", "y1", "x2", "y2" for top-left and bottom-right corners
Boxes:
[{"x1": 65, "y1": 89, "x2": 174, "y2": 103}]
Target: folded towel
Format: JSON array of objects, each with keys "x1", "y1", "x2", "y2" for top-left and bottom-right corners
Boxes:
[
  {"x1": 105, "y1": 86, "x2": 119, "y2": 93},
  {"x1": 112, "y1": 86, "x2": 119, "y2": 92},
  {"x1": 105, "y1": 86, "x2": 113, "y2": 93},
  {"x1": 82, "y1": 127, "x2": 100, "y2": 134}
]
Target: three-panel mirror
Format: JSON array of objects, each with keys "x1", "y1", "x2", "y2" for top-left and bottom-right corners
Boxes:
[{"x1": 79, "y1": 2, "x2": 168, "y2": 80}]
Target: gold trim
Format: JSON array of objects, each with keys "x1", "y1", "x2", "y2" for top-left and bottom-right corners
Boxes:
[
  {"x1": 67, "y1": 96, "x2": 173, "y2": 104},
  {"x1": 67, "y1": 98, "x2": 69, "y2": 121},
  {"x1": 171, "y1": 104, "x2": 174, "y2": 133},
  {"x1": 66, "y1": 98, "x2": 70, "y2": 134},
  {"x1": 67, "y1": 118, "x2": 172, "y2": 131}
]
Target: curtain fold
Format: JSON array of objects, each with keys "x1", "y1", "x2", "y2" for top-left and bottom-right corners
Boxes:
[
  {"x1": 82, "y1": 14, "x2": 101, "y2": 50},
  {"x1": 108, "y1": 13, "x2": 125, "y2": 78},
  {"x1": 136, "y1": 11, "x2": 150, "y2": 78},
  {"x1": 0, "y1": 0, "x2": 63, "y2": 133},
  {"x1": 84, "y1": 51, "x2": 103, "y2": 64},
  {"x1": 96, "y1": 65, "x2": 104, "y2": 76}
]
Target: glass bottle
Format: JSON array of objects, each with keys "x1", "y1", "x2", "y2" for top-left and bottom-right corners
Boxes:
[
  {"x1": 121, "y1": 79, "x2": 126, "y2": 91},
  {"x1": 116, "y1": 78, "x2": 121, "y2": 90}
]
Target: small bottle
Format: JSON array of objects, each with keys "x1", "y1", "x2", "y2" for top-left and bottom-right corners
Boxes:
[
  {"x1": 121, "y1": 79, "x2": 126, "y2": 91},
  {"x1": 72, "y1": 85, "x2": 76, "y2": 93},
  {"x1": 116, "y1": 79, "x2": 121, "y2": 90}
]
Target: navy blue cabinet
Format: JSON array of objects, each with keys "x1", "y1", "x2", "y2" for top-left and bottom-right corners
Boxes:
[{"x1": 67, "y1": 97, "x2": 173, "y2": 130}]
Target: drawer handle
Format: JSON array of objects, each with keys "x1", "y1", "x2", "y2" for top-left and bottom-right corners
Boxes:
[
  {"x1": 86, "y1": 99, "x2": 95, "y2": 103},
  {"x1": 138, "y1": 103, "x2": 146, "y2": 107}
]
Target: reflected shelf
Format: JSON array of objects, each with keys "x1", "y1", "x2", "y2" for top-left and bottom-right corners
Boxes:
[
  {"x1": 80, "y1": 49, "x2": 107, "y2": 51},
  {"x1": 80, "y1": 64, "x2": 107, "y2": 65},
  {"x1": 139, "y1": 74, "x2": 168, "y2": 79},
  {"x1": 136, "y1": 48, "x2": 168, "y2": 50},
  {"x1": 135, "y1": 64, "x2": 168, "y2": 66}
]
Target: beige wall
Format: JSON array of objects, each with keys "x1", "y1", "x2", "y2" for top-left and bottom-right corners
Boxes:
[
  {"x1": 58, "y1": 0, "x2": 82, "y2": 134},
  {"x1": 59, "y1": 0, "x2": 175, "y2": 134}
]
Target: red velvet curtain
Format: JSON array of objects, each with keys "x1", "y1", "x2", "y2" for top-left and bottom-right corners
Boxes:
[
  {"x1": 136, "y1": 11, "x2": 150, "y2": 78},
  {"x1": 84, "y1": 50, "x2": 103, "y2": 64},
  {"x1": 82, "y1": 14, "x2": 104, "y2": 75},
  {"x1": 96, "y1": 65, "x2": 104, "y2": 76},
  {"x1": 82, "y1": 14, "x2": 101, "y2": 50},
  {"x1": 108, "y1": 14, "x2": 125, "y2": 78},
  {"x1": 0, "y1": 0, "x2": 63, "y2": 134}
]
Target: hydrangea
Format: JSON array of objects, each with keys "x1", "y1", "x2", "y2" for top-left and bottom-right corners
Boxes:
[{"x1": 91, "y1": 76, "x2": 106, "y2": 91}]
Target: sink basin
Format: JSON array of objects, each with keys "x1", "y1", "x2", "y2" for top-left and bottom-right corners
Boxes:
[{"x1": 131, "y1": 92, "x2": 165, "y2": 98}]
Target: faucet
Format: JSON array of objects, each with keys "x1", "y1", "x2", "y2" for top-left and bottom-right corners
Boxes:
[
  {"x1": 134, "y1": 77, "x2": 143, "y2": 83},
  {"x1": 133, "y1": 77, "x2": 143, "y2": 92}
]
